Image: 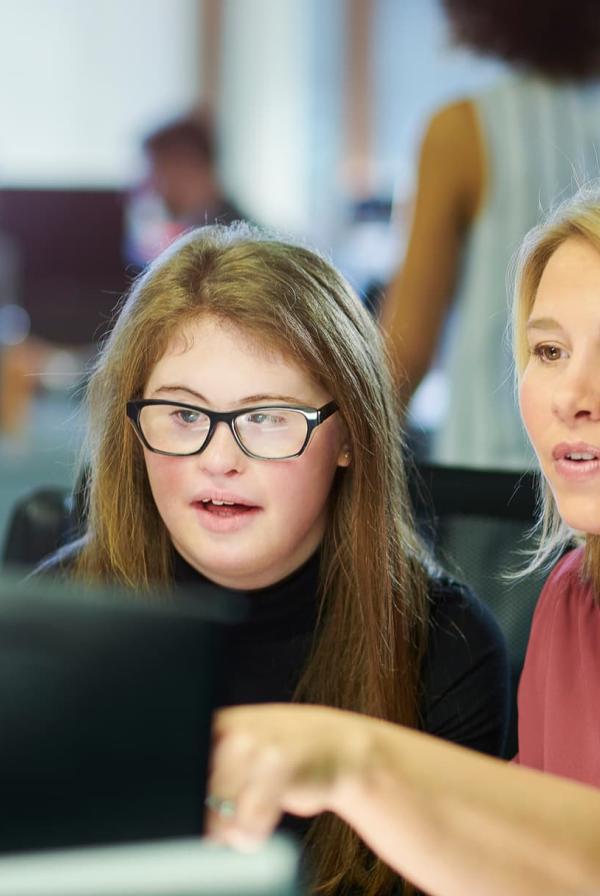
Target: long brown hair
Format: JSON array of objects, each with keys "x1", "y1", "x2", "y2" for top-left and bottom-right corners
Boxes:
[
  {"x1": 77, "y1": 223, "x2": 430, "y2": 894},
  {"x1": 512, "y1": 187, "x2": 600, "y2": 601}
]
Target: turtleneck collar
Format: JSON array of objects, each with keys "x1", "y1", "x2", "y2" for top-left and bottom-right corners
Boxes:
[{"x1": 172, "y1": 549, "x2": 321, "y2": 637}]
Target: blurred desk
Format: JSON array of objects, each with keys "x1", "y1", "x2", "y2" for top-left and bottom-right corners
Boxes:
[{"x1": 0, "y1": 836, "x2": 300, "y2": 896}]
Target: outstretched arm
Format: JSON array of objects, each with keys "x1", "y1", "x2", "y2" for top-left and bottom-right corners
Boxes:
[
  {"x1": 380, "y1": 100, "x2": 482, "y2": 409},
  {"x1": 208, "y1": 704, "x2": 600, "y2": 896}
]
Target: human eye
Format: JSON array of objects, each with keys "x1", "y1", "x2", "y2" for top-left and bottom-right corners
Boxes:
[
  {"x1": 245, "y1": 410, "x2": 288, "y2": 427},
  {"x1": 530, "y1": 343, "x2": 566, "y2": 363},
  {"x1": 171, "y1": 407, "x2": 207, "y2": 427}
]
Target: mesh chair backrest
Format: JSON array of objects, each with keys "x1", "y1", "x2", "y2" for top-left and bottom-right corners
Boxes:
[
  {"x1": 409, "y1": 464, "x2": 544, "y2": 757},
  {"x1": 2, "y1": 488, "x2": 74, "y2": 570}
]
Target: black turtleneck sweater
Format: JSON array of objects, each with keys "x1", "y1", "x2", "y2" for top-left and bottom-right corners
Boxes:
[{"x1": 173, "y1": 550, "x2": 509, "y2": 755}]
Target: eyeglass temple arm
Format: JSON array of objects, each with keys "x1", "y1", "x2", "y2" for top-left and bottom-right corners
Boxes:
[{"x1": 318, "y1": 401, "x2": 338, "y2": 423}]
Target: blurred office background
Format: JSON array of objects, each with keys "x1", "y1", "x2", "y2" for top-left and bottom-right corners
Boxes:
[{"x1": 0, "y1": 0, "x2": 503, "y2": 547}]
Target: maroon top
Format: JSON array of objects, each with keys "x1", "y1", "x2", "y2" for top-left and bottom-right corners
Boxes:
[{"x1": 516, "y1": 547, "x2": 600, "y2": 787}]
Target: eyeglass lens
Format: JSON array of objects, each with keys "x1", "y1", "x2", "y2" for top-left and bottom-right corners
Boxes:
[{"x1": 138, "y1": 404, "x2": 310, "y2": 458}]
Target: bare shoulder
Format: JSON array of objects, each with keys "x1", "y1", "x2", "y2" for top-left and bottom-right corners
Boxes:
[
  {"x1": 421, "y1": 99, "x2": 482, "y2": 222},
  {"x1": 425, "y1": 99, "x2": 477, "y2": 148}
]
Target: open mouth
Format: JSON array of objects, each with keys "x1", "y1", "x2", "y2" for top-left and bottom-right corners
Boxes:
[
  {"x1": 194, "y1": 498, "x2": 258, "y2": 516},
  {"x1": 553, "y1": 444, "x2": 600, "y2": 479}
]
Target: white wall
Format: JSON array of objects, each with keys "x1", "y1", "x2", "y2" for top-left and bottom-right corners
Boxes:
[
  {"x1": 218, "y1": 0, "x2": 314, "y2": 233},
  {"x1": 0, "y1": 0, "x2": 200, "y2": 186},
  {"x1": 218, "y1": 0, "x2": 347, "y2": 240}
]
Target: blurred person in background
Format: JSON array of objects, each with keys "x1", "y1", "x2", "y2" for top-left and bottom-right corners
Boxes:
[
  {"x1": 381, "y1": 0, "x2": 600, "y2": 469},
  {"x1": 126, "y1": 110, "x2": 248, "y2": 268}
]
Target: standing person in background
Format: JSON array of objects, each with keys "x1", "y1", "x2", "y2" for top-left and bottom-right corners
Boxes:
[
  {"x1": 208, "y1": 186, "x2": 600, "y2": 896},
  {"x1": 381, "y1": 0, "x2": 600, "y2": 469}
]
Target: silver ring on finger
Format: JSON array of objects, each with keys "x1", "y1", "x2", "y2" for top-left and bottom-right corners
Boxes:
[{"x1": 205, "y1": 793, "x2": 237, "y2": 818}]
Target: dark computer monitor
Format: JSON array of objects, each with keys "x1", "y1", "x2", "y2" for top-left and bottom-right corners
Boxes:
[{"x1": 0, "y1": 574, "x2": 240, "y2": 855}]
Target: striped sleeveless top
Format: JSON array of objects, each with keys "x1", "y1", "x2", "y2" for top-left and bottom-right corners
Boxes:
[{"x1": 432, "y1": 75, "x2": 600, "y2": 470}]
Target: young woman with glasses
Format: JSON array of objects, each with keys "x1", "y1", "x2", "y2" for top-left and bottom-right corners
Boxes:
[{"x1": 43, "y1": 223, "x2": 508, "y2": 895}]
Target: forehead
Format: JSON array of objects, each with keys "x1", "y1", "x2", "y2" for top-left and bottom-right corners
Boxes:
[
  {"x1": 163, "y1": 316, "x2": 287, "y2": 364},
  {"x1": 533, "y1": 237, "x2": 600, "y2": 312},
  {"x1": 146, "y1": 316, "x2": 324, "y2": 402}
]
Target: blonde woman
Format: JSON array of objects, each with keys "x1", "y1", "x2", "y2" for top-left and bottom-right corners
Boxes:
[
  {"x1": 42, "y1": 224, "x2": 508, "y2": 896},
  {"x1": 209, "y1": 191, "x2": 600, "y2": 895}
]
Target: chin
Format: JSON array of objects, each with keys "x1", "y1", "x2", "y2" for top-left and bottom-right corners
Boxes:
[
  {"x1": 555, "y1": 498, "x2": 600, "y2": 537},
  {"x1": 193, "y1": 549, "x2": 272, "y2": 588}
]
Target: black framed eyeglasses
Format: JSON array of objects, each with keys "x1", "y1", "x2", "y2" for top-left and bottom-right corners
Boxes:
[{"x1": 126, "y1": 399, "x2": 339, "y2": 460}]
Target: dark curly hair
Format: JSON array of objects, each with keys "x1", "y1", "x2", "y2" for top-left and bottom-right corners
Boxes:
[{"x1": 442, "y1": 0, "x2": 600, "y2": 80}]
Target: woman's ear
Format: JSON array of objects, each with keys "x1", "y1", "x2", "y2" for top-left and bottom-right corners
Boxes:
[{"x1": 337, "y1": 445, "x2": 351, "y2": 468}]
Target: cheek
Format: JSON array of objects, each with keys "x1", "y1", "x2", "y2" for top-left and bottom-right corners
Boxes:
[
  {"x1": 264, "y1": 449, "x2": 339, "y2": 516},
  {"x1": 144, "y1": 453, "x2": 185, "y2": 514},
  {"x1": 265, "y1": 461, "x2": 319, "y2": 502},
  {"x1": 519, "y1": 371, "x2": 542, "y2": 441}
]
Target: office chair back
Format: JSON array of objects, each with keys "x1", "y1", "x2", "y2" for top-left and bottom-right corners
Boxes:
[
  {"x1": 2, "y1": 471, "x2": 86, "y2": 571},
  {"x1": 409, "y1": 463, "x2": 546, "y2": 757}
]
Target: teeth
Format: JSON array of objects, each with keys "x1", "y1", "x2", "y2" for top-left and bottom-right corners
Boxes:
[
  {"x1": 200, "y1": 498, "x2": 235, "y2": 505},
  {"x1": 567, "y1": 453, "x2": 596, "y2": 461}
]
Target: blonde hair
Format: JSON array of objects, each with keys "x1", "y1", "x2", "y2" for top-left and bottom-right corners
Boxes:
[
  {"x1": 512, "y1": 186, "x2": 600, "y2": 597},
  {"x1": 76, "y1": 223, "x2": 430, "y2": 895}
]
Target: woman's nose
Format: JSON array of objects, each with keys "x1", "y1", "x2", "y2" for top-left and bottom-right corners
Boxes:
[
  {"x1": 552, "y1": 365, "x2": 600, "y2": 425},
  {"x1": 197, "y1": 422, "x2": 246, "y2": 475}
]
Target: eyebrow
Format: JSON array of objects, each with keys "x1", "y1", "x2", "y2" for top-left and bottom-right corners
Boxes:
[
  {"x1": 525, "y1": 316, "x2": 563, "y2": 332},
  {"x1": 151, "y1": 385, "x2": 309, "y2": 405}
]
